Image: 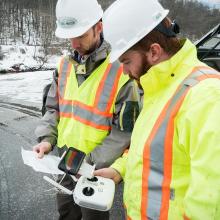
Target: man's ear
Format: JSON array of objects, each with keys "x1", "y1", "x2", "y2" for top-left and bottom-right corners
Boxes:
[
  {"x1": 147, "y1": 43, "x2": 162, "y2": 64},
  {"x1": 96, "y1": 21, "x2": 103, "y2": 34}
]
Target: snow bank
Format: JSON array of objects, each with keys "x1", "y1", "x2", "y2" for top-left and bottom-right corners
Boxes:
[
  {"x1": 0, "y1": 44, "x2": 60, "y2": 73},
  {"x1": 0, "y1": 71, "x2": 53, "y2": 103}
]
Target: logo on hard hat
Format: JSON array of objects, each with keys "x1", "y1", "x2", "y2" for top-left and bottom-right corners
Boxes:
[
  {"x1": 153, "y1": 12, "x2": 162, "y2": 21},
  {"x1": 57, "y1": 17, "x2": 78, "y2": 29}
]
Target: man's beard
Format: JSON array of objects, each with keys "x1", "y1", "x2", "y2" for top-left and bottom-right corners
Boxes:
[
  {"x1": 76, "y1": 40, "x2": 98, "y2": 56},
  {"x1": 130, "y1": 59, "x2": 152, "y2": 89},
  {"x1": 84, "y1": 42, "x2": 98, "y2": 55},
  {"x1": 142, "y1": 58, "x2": 152, "y2": 75},
  {"x1": 130, "y1": 59, "x2": 152, "y2": 80}
]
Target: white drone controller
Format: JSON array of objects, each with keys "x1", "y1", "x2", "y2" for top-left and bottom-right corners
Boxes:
[
  {"x1": 43, "y1": 147, "x2": 115, "y2": 211},
  {"x1": 73, "y1": 175, "x2": 115, "y2": 211}
]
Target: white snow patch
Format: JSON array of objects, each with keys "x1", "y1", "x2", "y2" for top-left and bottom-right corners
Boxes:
[
  {"x1": 0, "y1": 44, "x2": 60, "y2": 72},
  {"x1": 0, "y1": 71, "x2": 53, "y2": 103}
]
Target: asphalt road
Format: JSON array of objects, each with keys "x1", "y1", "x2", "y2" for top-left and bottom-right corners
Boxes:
[{"x1": 0, "y1": 99, "x2": 125, "y2": 220}]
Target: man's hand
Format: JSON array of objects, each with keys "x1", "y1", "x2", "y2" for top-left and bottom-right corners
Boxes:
[
  {"x1": 33, "y1": 142, "x2": 52, "y2": 158},
  {"x1": 94, "y1": 168, "x2": 122, "y2": 184}
]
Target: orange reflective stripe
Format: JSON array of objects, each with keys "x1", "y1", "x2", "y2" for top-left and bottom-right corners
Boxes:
[
  {"x1": 58, "y1": 58, "x2": 65, "y2": 77},
  {"x1": 196, "y1": 74, "x2": 220, "y2": 81},
  {"x1": 194, "y1": 65, "x2": 215, "y2": 71},
  {"x1": 159, "y1": 88, "x2": 190, "y2": 220},
  {"x1": 73, "y1": 100, "x2": 112, "y2": 117},
  {"x1": 58, "y1": 58, "x2": 65, "y2": 99},
  {"x1": 62, "y1": 62, "x2": 72, "y2": 98},
  {"x1": 94, "y1": 63, "x2": 112, "y2": 108},
  {"x1": 60, "y1": 112, "x2": 111, "y2": 130},
  {"x1": 58, "y1": 58, "x2": 73, "y2": 99},
  {"x1": 105, "y1": 65, "x2": 123, "y2": 112},
  {"x1": 141, "y1": 99, "x2": 170, "y2": 220},
  {"x1": 59, "y1": 99, "x2": 113, "y2": 118}
]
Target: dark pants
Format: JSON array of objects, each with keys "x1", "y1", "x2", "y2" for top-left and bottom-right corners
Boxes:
[{"x1": 56, "y1": 148, "x2": 109, "y2": 220}]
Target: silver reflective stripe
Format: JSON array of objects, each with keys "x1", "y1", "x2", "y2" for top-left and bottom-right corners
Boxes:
[
  {"x1": 97, "y1": 61, "x2": 121, "y2": 111},
  {"x1": 146, "y1": 67, "x2": 220, "y2": 218},
  {"x1": 59, "y1": 58, "x2": 70, "y2": 98},
  {"x1": 60, "y1": 104, "x2": 111, "y2": 128},
  {"x1": 184, "y1": 68, "x2": 219, "y2": 86},
  {"x1": 196, "y1": 68, "x2": 218, "y2": 76},
  {"x1": 147, "y1": 83, "x2": 188, "y2": 219}
]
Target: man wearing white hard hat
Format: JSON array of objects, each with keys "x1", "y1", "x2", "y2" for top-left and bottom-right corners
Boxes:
[
  {"x1": 32, "y1": 0, "x2": 140, "y2": 219},
  {"x1": 95, "y1": 0, "x2": 220, "y2": 219}
]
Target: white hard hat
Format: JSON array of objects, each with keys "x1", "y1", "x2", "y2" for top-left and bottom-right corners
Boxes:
[
  {"x1": 55, "y1": 0, "x2": 103, "y2": 39},
  {"x1": 103, "y1": 0, "x2": 169, "y2": 62}
]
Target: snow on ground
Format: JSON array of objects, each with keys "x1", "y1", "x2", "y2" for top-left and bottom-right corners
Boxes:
[
  {"x1": 0, "y1": 71, "x2": 53, "y2": 103},
  {"x1": 0, "y1": 44, "x2": 60, "y2": 72}
]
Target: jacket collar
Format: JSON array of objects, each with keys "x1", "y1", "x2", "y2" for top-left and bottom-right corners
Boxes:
[
  {"x1": 140, "y1": 39, "x2": 198, "y2": 95},
  {"x1": 71, "y1": 40, "x2": 111, "y2": 76},
  {"x1": 72, "y1": 39, "x2": 110, "y2": 64}
]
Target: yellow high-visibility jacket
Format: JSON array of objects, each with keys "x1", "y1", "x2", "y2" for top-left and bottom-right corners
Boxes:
[{"x1": 112, "y1": 39, "x2": 220, "y2": 220}]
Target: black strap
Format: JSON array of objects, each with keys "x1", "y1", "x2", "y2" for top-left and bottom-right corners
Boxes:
[{"x1": 155, "y1": 20, "x2": 180, "y2": 37}]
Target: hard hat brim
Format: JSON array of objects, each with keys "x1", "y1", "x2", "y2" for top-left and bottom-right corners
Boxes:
[{"x1": 55, "y1": 25, "x2": 92, "y2": 39}]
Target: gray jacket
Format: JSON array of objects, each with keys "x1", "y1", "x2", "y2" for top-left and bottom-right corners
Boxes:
[{"x1": 35, "y1": 40, "x2": 141, "y2": 169}]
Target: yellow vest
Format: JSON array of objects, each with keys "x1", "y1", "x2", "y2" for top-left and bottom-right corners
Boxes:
[{"x1": 57, "y1": 56, "x2": 129, "y2": 154}]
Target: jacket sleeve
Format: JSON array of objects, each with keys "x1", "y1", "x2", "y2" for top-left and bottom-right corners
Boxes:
[
  {"x1": 86, "y1": 79, "x2": 141, "y2": 169},
  {"x1": 34, "y1": 70, "x2": 59, "y2": 146},
  {"x1": 178, "y1": 81, "x2": 220, "y2": 219},
  {"x1": 110, "y1": 149, "x2": 129, "y2": 179}
]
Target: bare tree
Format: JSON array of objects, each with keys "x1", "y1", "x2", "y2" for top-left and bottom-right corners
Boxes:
[{"x1": 0, "y1": 0, "x2": 219, "y2": 68}]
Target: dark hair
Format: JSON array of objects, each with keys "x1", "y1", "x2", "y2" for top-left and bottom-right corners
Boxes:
[{"x1": 130, "y1": 17, "x2": 182, "y2": 56}]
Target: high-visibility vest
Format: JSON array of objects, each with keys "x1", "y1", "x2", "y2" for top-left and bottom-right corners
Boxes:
[
  {"x1": 125, "y1": 66, "x2": 220, "y2": 220},
  {"x1": 56, "y1": 56, "x2": 129, "y2": 154}
]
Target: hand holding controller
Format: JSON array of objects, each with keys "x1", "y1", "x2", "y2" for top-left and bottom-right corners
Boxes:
[
  {"x1": 73, "y1": 175, "x2": 115, "y2": 211},
  {"x1": 44, "y1": 146, "x2": 115, "y2": 211}
]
